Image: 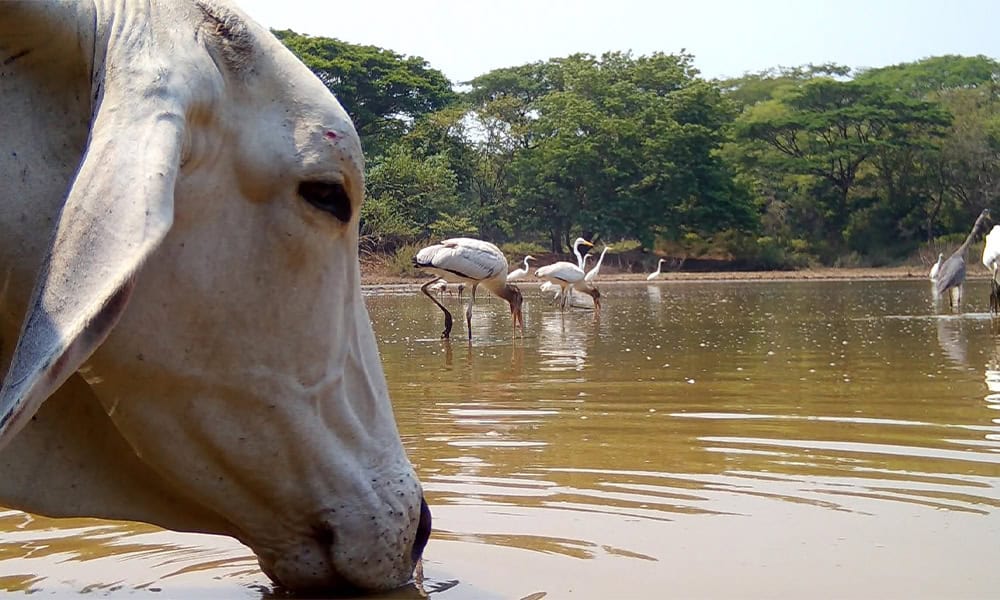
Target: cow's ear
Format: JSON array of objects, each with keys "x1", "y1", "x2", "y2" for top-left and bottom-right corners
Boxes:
[{"x1": 0, "y1": 37, "x2": 186, "y2": 448}]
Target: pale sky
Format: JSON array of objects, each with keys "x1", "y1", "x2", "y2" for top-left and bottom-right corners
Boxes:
[{"x1": 238, "y1": 0, "x2": 1000, "y2": 83}]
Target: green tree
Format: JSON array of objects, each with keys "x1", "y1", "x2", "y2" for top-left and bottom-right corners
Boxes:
[
  {"x1": 857, "y1": 56, "x2": 1000, "y2": 238},
  {"x1": 274, "y1": 30, "x2": 457, "y2": 156},
  {"x1": 720, "y1": 63, "x2": 851, "y2": 110},
  {"x1": 362, "y1": 147, "x2": 461, "y2": 248},
  {"x1": 734, "y1": 78, "x2": 949, "y2": 257},
  {"x1": 470, "y1": 52, "x2": 754, "y2": 251},
  {"x1": 855, "y1": 55, "x2": 1000, "y2": 96}
]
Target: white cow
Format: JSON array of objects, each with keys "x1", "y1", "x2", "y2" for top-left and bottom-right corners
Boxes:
[{"x1": 0, "y1": 1, "x2": 429, "y2": 593}]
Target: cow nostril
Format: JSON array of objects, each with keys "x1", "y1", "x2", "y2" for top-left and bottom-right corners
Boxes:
[{"x1": 411, "y1": 497, "x2": 432, "y2": 563}]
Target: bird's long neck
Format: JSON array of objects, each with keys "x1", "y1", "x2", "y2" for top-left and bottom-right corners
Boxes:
[
  {"x1": 595, "y1": 248, "x2": 608, "y2": 268},
  {"x1": 574, "y1": 242, "x2": 586, "y2": 269},
  {"x1": 523, "y1": 257, "x2": 531, "y2": 270},
  {"x1": 495, "y1": 284, "x2": 519, "y2": 307},
  {"x1": 957, "y1": 213, "x2": 989, "y2": 256}
]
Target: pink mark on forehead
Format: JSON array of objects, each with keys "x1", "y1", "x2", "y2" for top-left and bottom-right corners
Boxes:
[{"x1": 324, "y1": 130, "x2": 338, "y2": 141}]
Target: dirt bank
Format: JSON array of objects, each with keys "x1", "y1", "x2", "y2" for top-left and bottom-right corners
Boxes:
[{"x1": 360, "y1": 265, "x2": 985, "y2": 286}]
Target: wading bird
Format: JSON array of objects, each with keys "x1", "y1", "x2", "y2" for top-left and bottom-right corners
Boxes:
[
  {"x1": 585, "y1": 246, "x2": 612, "y2": 283},
  {"x1": 983, "y1": 225, "x2": 1000, "y2": 313},
  {"x1": 428, "y1": 280, "x2": 448, "y2": 295},
  {"x1": 935, "y1": 208, "x2": 992, "y2": 307},
  {"x1": 541, "y1": 255, "x2": 591, "y2": 303},
  {"x1": 535, "y1": 247, "x2": 601, "y2": 312},
  {"x1": 570, "y1": 237, "x2": 592, "y2": 269},
  {"x1": 413, "y1": 238, "x2": 524, "y2": 340},
  {"x1": 929, "y1": 253, "x2": 944, "y2": 281},
  {"x1": 540, "y1": 280, "x2": 559, "y2": 300},
  {"x1": 506, "y1": 256, "x2": 536, "y2": 281},
  {"x1": 647, "y1": 258, "x2": 667, "y2": 281},
  {"x1": 563, "y1": 237, "x2": 594, "y2": 304}
]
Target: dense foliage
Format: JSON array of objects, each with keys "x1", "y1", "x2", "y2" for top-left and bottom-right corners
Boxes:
[{"x1": 277, "y1": 30, "x2": 1000, "y2": 268}]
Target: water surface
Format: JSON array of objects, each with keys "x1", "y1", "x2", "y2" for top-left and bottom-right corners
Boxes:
[{"x1": 3, "y1": 280, "x2": 1000, "y2": 598}]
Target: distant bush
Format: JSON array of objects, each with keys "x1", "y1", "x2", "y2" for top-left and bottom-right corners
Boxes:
[
  {"x1": 384, "y1": 242, "x2": 428, "y2": 278},
  {"x1": 609, "y1": 239, "x2": 643, "y2": 253},
  {"x1": 720, "y1": 231, "x2": 814, "y2": 270},
  {"x1": 832, "y1": 251, "x2": 867, "y2": 268},
  {"x1": 500, "y1": 241, "x2": 548, "y2": 257},
  {"x1": 429, "y1": 215, "x2": 478, "y2": 240}
]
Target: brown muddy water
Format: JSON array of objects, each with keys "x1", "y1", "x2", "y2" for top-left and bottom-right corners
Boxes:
[{"x1": 2, "y1": 279, "x2": 1000, "y2": 598}]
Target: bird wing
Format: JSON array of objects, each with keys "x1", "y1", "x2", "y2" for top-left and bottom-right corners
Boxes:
[
  {"x1": 535, "y1": 261, "x2": 585, "y2": 283},
  {"x1": 416, "y1": 239, "x2": 507, "y2": 281},
  {"x1": 506, "y1": 268, "x2": 528, "y2": 281},
  {"x1": 984, "y1": 227, "x2": 1000, "y2": 268},
  {"x1": 935, "y1": 256, "x2": 966, "y2": 293}
]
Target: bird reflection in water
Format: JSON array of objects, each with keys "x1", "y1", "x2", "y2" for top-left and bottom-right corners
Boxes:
[
  {"x1": 647, "y1": 284, "x2": 663, "y2": 306},
  {"x1": 936, "y1": 316, "x2": 969, "y2": 369},
  {"x1": 509, "y1": 342, "x2": 525, "y2": 376},
  {"x1": 984, "y1": 337, "x2": 1000, "y2": 440},
  {"x1": 538, "y1": 310, "x2": 595, "y2": 372}
]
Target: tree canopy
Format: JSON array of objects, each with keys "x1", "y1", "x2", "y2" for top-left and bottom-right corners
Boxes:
[
  {"x1": 275, "y1": 30, "x2": 1000, "y2": 268},
  {"x1": 273, "y1": 30, "x2": 456, "y2": 156}
]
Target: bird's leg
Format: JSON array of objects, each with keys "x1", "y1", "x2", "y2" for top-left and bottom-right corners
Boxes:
[
  {"x1": 992, "y1": 266, "x2": 1000, "y2": 315},
  {"x1": 512, "y1": 304, "x2": 524, "y2": 340},
  {"x1": 466, "y1": 284, "x2": 478, "y2": 341},
  {"x1": 421, "y1": 278, "x2": 453, "y2": 339},
  {"x1": 992, "y1": 268, "x2": 996, "y2": 314}
]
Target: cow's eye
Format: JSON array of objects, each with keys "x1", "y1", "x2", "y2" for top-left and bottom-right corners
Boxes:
[{"x1": 299, "y1": 181, "x2": 352, "y2": 223}]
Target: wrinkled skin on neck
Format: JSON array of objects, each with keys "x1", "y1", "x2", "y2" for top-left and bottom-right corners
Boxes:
[{"x1": 0, "y1": 0, "x2": 427, "y2": 592}]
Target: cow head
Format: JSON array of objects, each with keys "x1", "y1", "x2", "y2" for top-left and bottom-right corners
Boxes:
[{"x1": 0, "y1": 0, "x2": 428, "y2": 592}]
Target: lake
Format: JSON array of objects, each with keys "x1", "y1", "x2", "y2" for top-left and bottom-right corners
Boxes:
[{"x1": 2, "y1": 279, "x2": 1000, "y2": 598}]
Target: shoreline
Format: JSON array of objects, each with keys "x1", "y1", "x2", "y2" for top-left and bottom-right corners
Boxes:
[{"x1": 360, "y1": 266, "x2": 982, "y2": 287}]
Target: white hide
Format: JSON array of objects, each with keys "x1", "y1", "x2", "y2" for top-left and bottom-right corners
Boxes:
[{"x1": 0, "y1": 1, "x2": 427, "y2": 593}]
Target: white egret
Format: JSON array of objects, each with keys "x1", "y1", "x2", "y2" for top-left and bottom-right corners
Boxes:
[
  {"x1": 570, "y1": 237, "x2": 592, "y2": 269},
  {"x1": 539, "y1": 280, "x2": 559, "y2": 301},
  {"x1": 413, "y1": 238, "x2": 524, "y2": 340},
  {"x1": 563, "y1": 237, "x2": 594, "y2": 304},
  {"x1": 935, "y1": 208, "x2": 991, "y2": 307},
  {"x1": 928, "y1": 252, "x2": 944, "y2": 281},
  {"x1": 428, "y1": 280, "x2": 448, "y2": 295},
  {"x1": 584, "y1": 246, "x2": 612, "y2": 283},
  {"x1": 535, "y1": 259, "x2": 601, "y2": 312},
  {"x1": 983, "y1": 224, "x2": 1000, "y2": 313},
  {"x1": 506, "y1": 255, "x2": 536, "y2": 281},
  {"x1": 646, "y1": 258, "x2": 667, "y2": 281},
  {"x1": 541, "y1": 255, "x2": 590, "y2": 304}
]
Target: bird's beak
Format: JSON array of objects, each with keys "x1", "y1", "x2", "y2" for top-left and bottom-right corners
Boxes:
[{"x1": 583, "y1": 240, "x2": 594, "y2": 247}]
